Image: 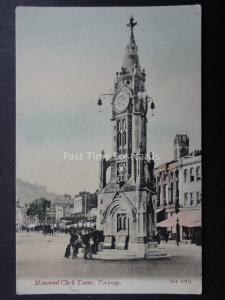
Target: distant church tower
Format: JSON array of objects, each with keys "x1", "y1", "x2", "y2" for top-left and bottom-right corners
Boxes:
[
  {"x1": 97, "y1": 17, "x2": 156, "y2": 254},
  {"x1": 174, "y1": 134, "x2": 189, "y2": 160}
]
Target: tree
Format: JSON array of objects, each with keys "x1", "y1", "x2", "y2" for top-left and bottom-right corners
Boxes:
[{"x1": 27, "y1": 198, "x2": 51, "y2": 225}]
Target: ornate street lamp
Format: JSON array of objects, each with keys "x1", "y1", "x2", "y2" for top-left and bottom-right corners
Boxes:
[
  {"x1": 137, "y1": 90, "x2": 155, "y2": 116},
  {"x1": 97, "y1": 98, "x2": 103, "y2": 112}
]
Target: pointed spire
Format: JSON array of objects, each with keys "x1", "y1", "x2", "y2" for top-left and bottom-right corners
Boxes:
[
  {"x1": 127, "y1": 15, "x2": 137, "y2": 47},
  {"x1": 122, "y1": 16, "x2": 142, "y2": 76}
]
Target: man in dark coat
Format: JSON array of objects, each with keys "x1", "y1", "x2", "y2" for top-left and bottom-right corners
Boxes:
[
  {"x1": 90, "y1": 230, "x2": 99, "y2": 254},
  {"x1": 82, "y1": 232, "x2": 92, "y2": 259},
  {"x1": 165, "y1": 231, "x2": 169, "y2": 243},
  {"x1": 72, "y1": 234, "x2": 82, "y2": 258},
  {"x1": 64, "y1": 230, "x2": 78, "y2": 258},
  {"x1": 156, "y1": 231, "x2": 161, "y2": 244}
]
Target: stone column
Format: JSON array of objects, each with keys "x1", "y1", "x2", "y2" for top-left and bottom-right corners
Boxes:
[
  {"x1": 180, "y1": 225, "x2": 183, "y2": 242},
  {"x1": 131, "y1": 153, "x2": 137, "y2": 184},
  {"x1": 173, "y1": 180, "x2": 176, "y2": 204},
  {"x1": 132, "y1": 113, "x2": 141, "y2": 155},
  {"x1": 139, "y1": 212, "x2": 144, "y2": 235},
  {"x1": 138, "y1": 202, "x2": 145, "y2": 239},
  {"x1": 99, "y1": 151, "x2": 107, "y2": 190}
]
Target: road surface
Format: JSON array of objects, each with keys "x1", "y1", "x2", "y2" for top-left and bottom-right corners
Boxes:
[{"x1": 16, "y1": 231, "x2": 201, "y2": 280}]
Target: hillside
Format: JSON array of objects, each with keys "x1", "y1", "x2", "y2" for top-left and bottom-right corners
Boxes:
[{"x1": 16, "y1": 179, "x2": 65, "y2": 206}]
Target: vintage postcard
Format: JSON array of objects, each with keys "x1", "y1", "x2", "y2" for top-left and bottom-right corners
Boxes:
[{"x1": 16, "y1": 5, "x2": 202, "y2": 294}]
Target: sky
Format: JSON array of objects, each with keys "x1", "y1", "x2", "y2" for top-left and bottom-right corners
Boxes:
[{"x1": 16, "y1": 5, "x2": 201, "y2": 195}]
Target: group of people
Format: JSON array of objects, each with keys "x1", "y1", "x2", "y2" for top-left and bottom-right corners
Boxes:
[
  {"x1": 156, "y1": 231, "x2": 170, "y2": 244},
  {"x1": 64, "y1": 227, "x2": 99, "y2": 259},
  {"x1": 156, "y1": 230, "x2": 181, "y2": 246}
]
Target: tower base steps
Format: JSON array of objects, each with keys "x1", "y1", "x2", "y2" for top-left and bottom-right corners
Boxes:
[{"x1": 93, "y1": 242, "x2": 169, "y2": 260}]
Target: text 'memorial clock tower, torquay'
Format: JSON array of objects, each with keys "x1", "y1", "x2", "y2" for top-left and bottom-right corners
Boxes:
[{"x1": 96, "y1": 17, "x2": 160, "y2": 257}]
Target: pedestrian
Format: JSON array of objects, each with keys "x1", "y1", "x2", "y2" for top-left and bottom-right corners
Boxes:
[
  {"x1": 63, "y1": 230, "x2": 78, "y2": 258},
  {"x1": 51, "y1": 224, "x2": 54, "y2": 235},
  {"x1": 165, "y1": 231, "x2": 169, "y2": 243},
  {"x1": 72, "y1": 234, "x2": 82, "y2": 258},
  {"x1": 64, "y1": 230, "x2": 76, "y2": 258},
  {"x1": 90, "y1": 237, "x2": 94, "y2": 255},
  {"x1": 82, "y1": 232, "x2": 92, "y2": 259},
  {"x1": 64, "y1": 243, "x2": 71, "y2": 258},
  {"x1": 92, "y1": 232, "x2": 99, "y2": 254},
  {"x1": 156, "y1": 231, "x2": 161, "y2": 245}
]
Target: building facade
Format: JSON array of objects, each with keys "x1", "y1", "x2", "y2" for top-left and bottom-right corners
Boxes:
[
  {"x1": 63, "y1": 194, "x2": 72, "y2": 218},
  {"x1": 87, "y1": 207, "x2": 97, "y2": 220},
  {"x1": 179, "y1": 153, "x2": 202, "y2": 209},
  {"x1": 154, "y1": 134, "x2": 201, "y2": 240},
  {"x1": 96, "y1": 17, "x2": 156, "y2": 254},
  {"x1": 55, "y1": 204, "x2": 64, "y2": 222},
  {"x1": 71, "y1": 191, "x2": 97, "y2": 217}
]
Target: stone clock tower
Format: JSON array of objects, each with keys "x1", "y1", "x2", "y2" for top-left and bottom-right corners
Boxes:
[{"x1": 97, "y1": 17, "x2": 159, "y2": 257}]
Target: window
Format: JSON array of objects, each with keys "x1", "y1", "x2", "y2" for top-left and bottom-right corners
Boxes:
[
  {"x1": 180, "y1": 146, "x2": 187, "y2": 158},
  {"x1": 196, "y1": 166, "x2": 201, "y2": 181},
  {"x1": 196, "y1": 192, "x2": 201, "y2": 205},
  {"x1": 117, "y1": 215, "x2": 122, "y2": 231},
  {"x1": 163, "y1": 184, "x2": 166, "y2": 199},
  {"x1": 190, "y1": 168, "x2": 194, "y2": 182},
  {"x1": 123, "y1": 216, "x2": 127, "y2": 230},
  {"x1": 117, "y1": 213, "x2": 127, "y2": 232},
  {"x1": 184, "y1": 193, "x2": 188, "y2": 206},
  {"x1": 184, "y1": 169, "x2": 187, "y2": 183},
  {"x1": 174, "y1": 148, "x2": 177, "y2": 160},
  {"x1": 190, "y1": 192, "x2": 193, "y2": 206}
]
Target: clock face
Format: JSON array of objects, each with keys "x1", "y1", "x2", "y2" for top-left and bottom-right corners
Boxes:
[{"x1": 114, "y1": 90, "x2": 130, "y2": 113}]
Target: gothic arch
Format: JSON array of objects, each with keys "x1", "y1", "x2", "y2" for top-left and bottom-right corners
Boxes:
[{"x1": 103, "y1": 194, "x2": 137, "y2": 222}]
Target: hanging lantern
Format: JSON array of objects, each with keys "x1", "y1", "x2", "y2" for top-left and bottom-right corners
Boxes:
[
  {"x1": 150, "y1": 101, "x2": 155, "y2": 116},
  {"x1": 97, "y1": 98, "x2": 103, "y2": 112}
]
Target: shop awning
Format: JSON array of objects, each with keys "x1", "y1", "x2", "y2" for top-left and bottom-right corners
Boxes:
[
  {"x1": 157, "y1": 210, "x2": 201, "y2": 228},
  {"x1": 157, "y1": 215, "x2": 177, "y2": 227},
  {"x1": 188, "y1": 219, "x2": 202, "y2": 228}
]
